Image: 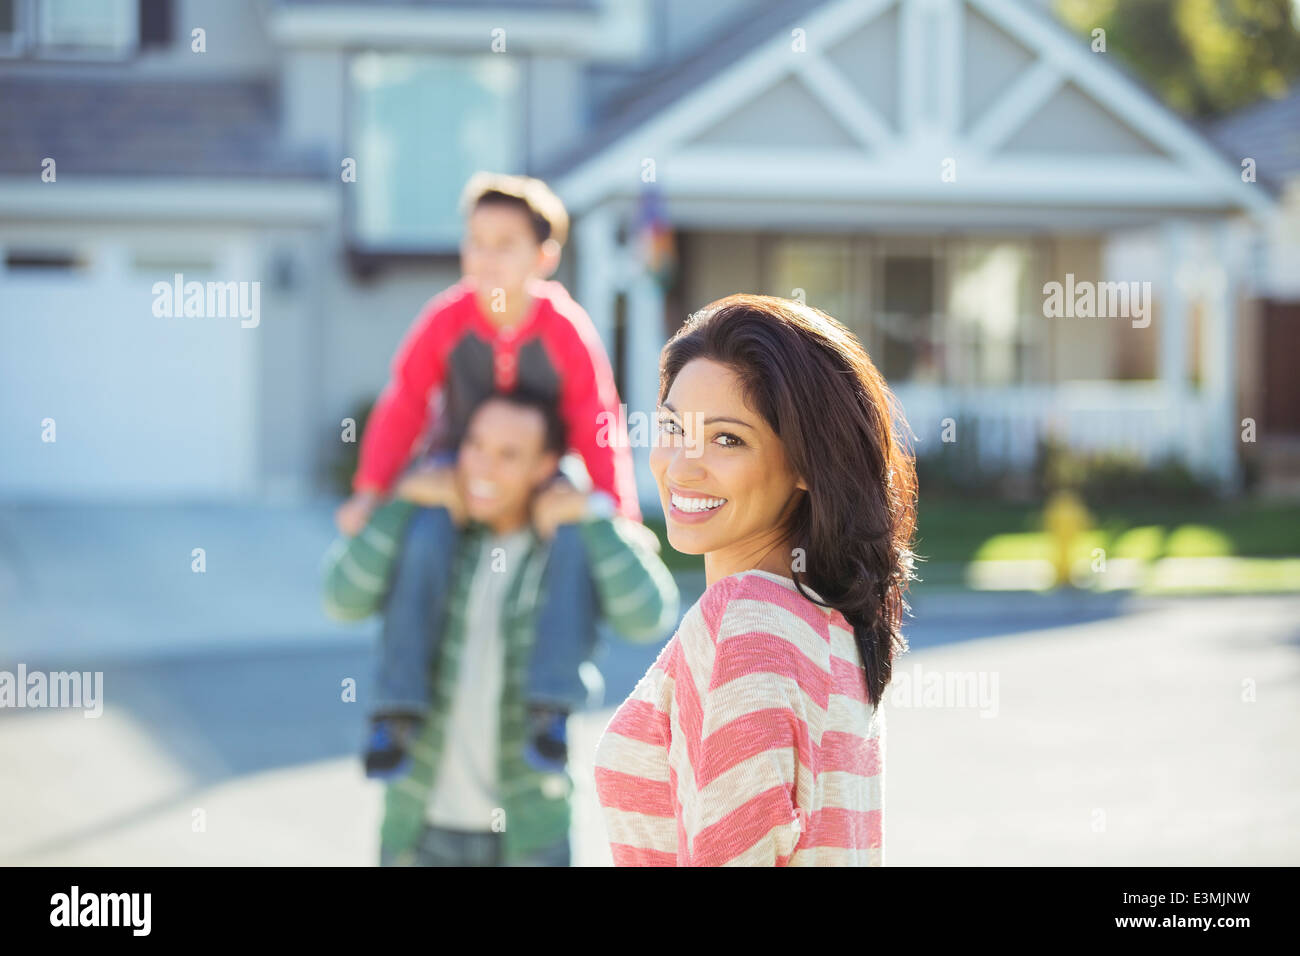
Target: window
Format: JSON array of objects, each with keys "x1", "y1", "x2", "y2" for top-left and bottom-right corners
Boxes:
[
  {"x1": 131, "y1": 251, "x2": 216, "y2": 277},
  {"x1": 764, "y1": 235, "x2": 944, "y2": 384},
  {"x1": 946, "y1": 238, "x2": 1046, "y2": 385},
  {"x1": 759, "y1": 234, "x2": 1046, "y2": 385},
  {"x1": 347, "y1": 53, "x2": 522, "y2": 251},
  {"x1": 878, "y1": 254, "x2": 940, "y2": 384},
  {"x1": 766, "y1": 236, "x2": 862, "y2": 333},
  {"x1": 0, "y1": 0, "x2": 25, "y2": 54},
  {"x1": 0, "y1": 0, "x2": 139, "y2": 58},
  {"x1": 3, "y1": 247, "x2": 91, "y2": 272},
  {"x1": 38, "y1": 0, "x2": 136, "y2": 54}
]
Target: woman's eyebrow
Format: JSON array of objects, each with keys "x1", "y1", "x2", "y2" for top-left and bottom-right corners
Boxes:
[{"x1": 660, "y1": 402, "x2": 754, "y2": 429}]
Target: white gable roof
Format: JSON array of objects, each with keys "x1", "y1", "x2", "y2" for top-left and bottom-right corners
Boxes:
[{"x1": 554, "y1": 0, "x2": 1272, "y2": 224}]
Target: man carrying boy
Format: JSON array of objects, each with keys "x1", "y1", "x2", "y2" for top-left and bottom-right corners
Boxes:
[
  {"x1": 334, "y1": 172, "x2": 642, "y2": 777},
  {"x1": 370, "y1": 388, "x2": 677, "y2": 866}
]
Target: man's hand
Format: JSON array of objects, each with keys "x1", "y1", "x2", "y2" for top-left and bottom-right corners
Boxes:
[
  {"x1": 395, "y1": 464, "x2": 467, "y2": 526},
  {"x1": 335, "y1": 490, "x2": 382, "y2": 537},
  {"x1": 531, "y1": 476, "x2": 590, "y2": 541}
]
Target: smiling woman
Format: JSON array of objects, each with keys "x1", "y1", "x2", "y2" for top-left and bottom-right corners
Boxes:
[
  {"x1": 593, "y1": 293, "x2": 918, "y2": 866},
  {"x1": 652, "y1": 294, "x2": 919, "y2": 705}
]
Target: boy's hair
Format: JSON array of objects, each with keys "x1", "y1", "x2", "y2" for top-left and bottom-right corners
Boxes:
[
  {"x1": 466, "y1": 387, "x2": 567, "y2": 458},
  {"x1": 459, "y1": 172, "x2": 570, "y2": 249}
]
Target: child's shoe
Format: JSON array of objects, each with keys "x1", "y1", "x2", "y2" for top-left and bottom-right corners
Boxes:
[
  {"x1": 523, "y1": 704, "x2": 569, "y2": 774},
  {"x1": 364, "y1": 711, "x2": 423, "y2": 779}
]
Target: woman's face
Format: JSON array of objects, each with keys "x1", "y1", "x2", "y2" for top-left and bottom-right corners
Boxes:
[{"x1": 649, "y1": 357, "x2": 807, "y2": 564}]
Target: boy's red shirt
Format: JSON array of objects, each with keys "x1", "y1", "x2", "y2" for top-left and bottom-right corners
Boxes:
[{"x1": 354, "y1": 276, "x2": 642, "y2": 523}]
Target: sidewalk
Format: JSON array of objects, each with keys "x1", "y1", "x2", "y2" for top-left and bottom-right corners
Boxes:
[
  {"x1": 3, "y1": 503, "x2": 1297, "y2": 865},
  {"x1": 0, "y1": 501, "x2": 374, "y2": 666},
  {"x1": 5, "y1": 590, "x2": 1296, "y2": 866}
]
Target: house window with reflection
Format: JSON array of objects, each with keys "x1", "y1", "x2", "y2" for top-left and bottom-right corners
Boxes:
[
  {"x1": 763, "y1": 235, "x2": 1046, "y2": 386},
  {"x1": 347, "y1": 53, "x2": 522, "y2": 252},
  {"x1": 0, "y1": 0, "x2": 140, "y2": 57}
]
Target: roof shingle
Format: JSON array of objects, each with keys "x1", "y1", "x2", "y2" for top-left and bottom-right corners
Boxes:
[{"x1": 0, "y1": 76, "x2": 330, "y2": 179}]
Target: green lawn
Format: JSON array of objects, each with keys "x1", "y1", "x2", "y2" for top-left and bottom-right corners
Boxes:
[
  {"x1": 913, "y1": 498, "x2": 1300, "y2": 565},
  {"x1": 641, "y1": 498, "x2": 1300, "y2": 591}
]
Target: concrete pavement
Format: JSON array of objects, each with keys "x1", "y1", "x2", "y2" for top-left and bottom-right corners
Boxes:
[
  {"x1": 2, "y1": 503, "x2": 1297, "y2": 865},
  {"x1": 0, "y1": 500, "x2": 374, "y2": 665}
]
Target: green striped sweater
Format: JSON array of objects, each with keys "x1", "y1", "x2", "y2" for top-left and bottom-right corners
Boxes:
[{"x1": 322, "y1": 504, "x2": 680, "y2": 863}]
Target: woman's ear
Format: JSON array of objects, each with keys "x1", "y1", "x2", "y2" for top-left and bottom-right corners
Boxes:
[{"x1": 795, "y1": 475, "x2": 808, "y2": 493}]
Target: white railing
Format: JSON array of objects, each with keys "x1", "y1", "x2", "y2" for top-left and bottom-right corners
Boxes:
[{"x1": 892, "y1": 382, "x2": 1218, "y2": 475}]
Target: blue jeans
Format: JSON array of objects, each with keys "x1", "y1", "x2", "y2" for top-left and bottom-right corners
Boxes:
[
  {"x1": 379, "y1": 824, "x2": 571, "y2": 867},
  {"x1": 372, "y1": 446, "x2": 599, "y2": 716}
]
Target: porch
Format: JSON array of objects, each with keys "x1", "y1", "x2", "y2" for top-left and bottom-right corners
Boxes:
[{"x1": 570, "y1": 213, "x2": 1250, "y2": 512}]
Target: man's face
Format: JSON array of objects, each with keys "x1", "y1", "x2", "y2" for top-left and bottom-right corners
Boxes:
[
  {"x1": 457, "y1": 399, "x2": 559, "y2": 530},
  {"x1": 460, "y1": 203, "x2": 546, "y2": 301}
]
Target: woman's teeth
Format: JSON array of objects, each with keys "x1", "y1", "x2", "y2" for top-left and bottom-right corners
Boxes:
[{"x1": 671, "y1": 493, "x2": 726, "y2": 513}]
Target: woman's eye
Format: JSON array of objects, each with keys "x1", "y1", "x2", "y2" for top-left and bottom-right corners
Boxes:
[{"x1": 657, "y1": 418, "x2": 743, "y2": 448}]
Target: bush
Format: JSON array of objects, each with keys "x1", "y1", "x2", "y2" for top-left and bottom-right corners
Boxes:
[
  {"x1": 914, "y1": 415, "x2": 1017, "y2": 499},
  {"x1": 326, "y1": 396, "x2": 377, "y2": 497},
  {"x1": 917, "y1": 430, "x2": 1220, "y2": 506},
  {"x1": 1032, "y1": 435, "x2": 1216, "y2": 505}
]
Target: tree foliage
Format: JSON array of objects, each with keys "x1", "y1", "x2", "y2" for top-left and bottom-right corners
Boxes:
[{"x1": 1054, "y1": 0, "x2": 1300, "y2": 117}]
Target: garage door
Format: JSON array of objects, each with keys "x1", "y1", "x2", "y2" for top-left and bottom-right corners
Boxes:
[{"x1": 0, "y1": 239, "x2": 257, "y2": 499}]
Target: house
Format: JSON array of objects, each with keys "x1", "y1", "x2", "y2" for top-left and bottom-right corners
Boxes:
[
  {"x1": 0, "y1": 0, "x2": 1279, "y2": 507},
  {"x1": 1203, "y1": 85, "x2": 1300, "y2": 495}
]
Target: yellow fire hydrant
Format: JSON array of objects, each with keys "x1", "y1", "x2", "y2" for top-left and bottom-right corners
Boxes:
[{"x1": 1043, "y1": 489, "x2": 1091, "y2": 588}]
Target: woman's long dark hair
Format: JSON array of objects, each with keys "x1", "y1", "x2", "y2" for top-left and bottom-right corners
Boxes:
[{"x1": 659, "y1": 294, "x2": 918, "y2": 708}]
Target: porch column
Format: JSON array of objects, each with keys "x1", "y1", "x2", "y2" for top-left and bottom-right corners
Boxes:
[
  {"x1": 1203, "y1": 220, "x2": 1242, "y2": 491},
  {"x1": 575, "y1": 204, "x2": 619, "y2": 358},
  {"x1": 1159, "y1": 219, "x2": 1194, "y2": 470},
  {"x1": 625, "y1": 271, "x2": 668, "y2": 513}
]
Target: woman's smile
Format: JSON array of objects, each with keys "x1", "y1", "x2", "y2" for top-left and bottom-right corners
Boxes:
[{"x1": 667, "y1": 485, "x2": 729, "y2": 523}]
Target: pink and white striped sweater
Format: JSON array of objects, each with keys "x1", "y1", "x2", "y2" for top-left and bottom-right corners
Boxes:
[{"x1": 593, "y1": 568, "x2": 885, "y2": 866}]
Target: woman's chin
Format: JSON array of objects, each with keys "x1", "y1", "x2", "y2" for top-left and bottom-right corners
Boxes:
[{"x1": 664, "y1": 526, "x2": 710, "y2": 555}]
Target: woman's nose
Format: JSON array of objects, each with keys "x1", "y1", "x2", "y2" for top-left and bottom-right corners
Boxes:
[{"x1": 665, "y1": 448, "x2": 708, "y2": 483}]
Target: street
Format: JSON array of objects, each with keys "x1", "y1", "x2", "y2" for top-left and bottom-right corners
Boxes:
[{"x1": 1, "y1": 504, "x2": 1297, "y2": 865}]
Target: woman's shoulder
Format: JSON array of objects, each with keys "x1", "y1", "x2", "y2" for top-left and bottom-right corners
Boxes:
[
  {"x1": 702, "y1": 570, "x2": 841, "y2": 630},
  {"x1": 677, "y1": 570, "x2": 839, "y2": 674}
]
